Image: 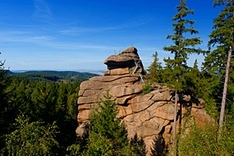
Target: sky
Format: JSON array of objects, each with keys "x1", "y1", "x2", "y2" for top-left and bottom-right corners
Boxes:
[{"x1": 0, "y1": 0, "x2": 223, "y2": 72}]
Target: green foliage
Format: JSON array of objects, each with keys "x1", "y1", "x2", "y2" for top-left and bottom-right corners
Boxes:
[
  {"x1": 178, "y1": 123, "x2": 234, "y2": 156},
  {"x1": 0, "y1": 55, "x2": 12, "y2": 149},
  {"x1": 1, "y1": 114, "x2": 59, "y2": 156},
  {"x1": 150, "y1": 134, "x2": 168, "y2": 156},
  {"x1": 129, "y1": 134, "x2": 146, "y2": 156},
  {"x1": 67, "y1": 125, "x2": 90, "y2": 156},
  {"x1": 84, "y1": 94, "x2": 130, "y2": 155},
  {"x1": 1, "y1": 77, "x2": 80, "y2": 155},
  {"x1": 66, "y1": 143, "x2": 82, "y2": 156},
  {"x1": 10, "y1": 70, "x2": 98, "y2": 82},
  {"x1": 2, "y1": 2, "x2": 234, "y2": 155},
  {"x1": 202, "y1": 0, "x2": 234, "y2": 120},
  {"x1": 209, "y1": 0, "x2": 234, "y2": 48},
  {"x1": 142, "y1": 83, "x2": 153, "y2": 94},
  {"x1": 213, "y1": 0, "x2": 234, "y2": 6},
  {"x1": 182, "y1": 60, "x2": 219, "y2": 118},
  {"x1": 81, "y1": 94, "x2": 138, "y2": 156},
  {"x1": 67, "y1": 100, "x2": 147, "y2": 156},
  {"x1": 146, "y1": 52, "x2": 163, "y2": 83},
  {"x1": 5, "y1": 77, "x2": 79, "y2": 121},
  {"x1": 163, "y1": 0, "x2": 205, "y2": 91}
]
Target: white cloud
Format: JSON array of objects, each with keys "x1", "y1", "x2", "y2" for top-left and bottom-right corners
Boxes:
[
  {"x1": 32, "y1": 0, "x2": 53, "y2": 23},
  {"x1": 0, "y1": 31, "x2": 55, "y2": 44},
  {"x1": 59, "y1": 19, "x2": 148, "y2": 36}
]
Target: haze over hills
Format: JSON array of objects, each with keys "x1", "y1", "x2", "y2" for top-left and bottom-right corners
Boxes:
[
  {"x1": 7, "y1": 70, "x2": 100, "y2": 82},
  {"x1": 11, "y1": 69, "x2": 104, "y2": 75}
]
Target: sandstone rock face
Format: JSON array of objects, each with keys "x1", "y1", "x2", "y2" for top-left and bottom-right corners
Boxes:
[{"x1": 76, "y1": 47, "x2": 212, "y2": 155}]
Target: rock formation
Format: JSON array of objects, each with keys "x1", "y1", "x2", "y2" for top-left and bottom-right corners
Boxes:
[
  {"x1": 104, "y1": 46, "x2": 146, "y2": 76},
  {"x1": 76, "y1": 46, "x2": 212, "y2": 155}
]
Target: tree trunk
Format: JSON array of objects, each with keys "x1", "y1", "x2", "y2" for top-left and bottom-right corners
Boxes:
[
  {"x1": 218, "y1": 46, "x2": 232, "y2": 139},
  {"x1": 172, "y1": 89, "x2": 178, "y2": 155}
]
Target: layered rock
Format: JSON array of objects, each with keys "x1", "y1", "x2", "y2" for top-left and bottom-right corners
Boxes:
[
  {"x1": 104, "y1": 46, "x2": 146, "y2": 76},
  {"x1": 76, "y1": 46, "x2": 212, "y2": 155}
]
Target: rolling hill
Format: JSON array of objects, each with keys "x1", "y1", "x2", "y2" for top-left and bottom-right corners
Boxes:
[{"x1": 8, "y1": 70, "x2": 100, "y2": 82}]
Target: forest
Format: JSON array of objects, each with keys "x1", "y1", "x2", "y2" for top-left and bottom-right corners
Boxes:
[
  {"x1": 1, "y1": 0, "x2": 234, "y2": 155},
  {"x1": 8, "y1": 71, "x2": 98, "y2": 82}
]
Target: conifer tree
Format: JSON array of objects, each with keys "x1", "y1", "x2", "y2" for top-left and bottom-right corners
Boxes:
[
  {"x1": 203, "y1": 0, "x2": 234, "y2": 77},
  {"x1": 0, "y1": 55, "x2": 7, "y2": 149},
  {"x1": 146, "y1": 52, "x2": 162, "y2": 83},
  {"x1": 56, "y1": 84, "x2": 67, "y2": 117},
  {"x1": 83, "y1": 93, "x2": 135, "y2": 156},
  {"x1": 163, "y1": 0, "x2": 204, "y2": 90},
  {"x1": 0, "y1": 55, "x2": 12, "y2": 150},
  {"x1": 163, "y1": 1, "x2": 204, "y2": 154},
  {"x1": 1, "y1": 114, "x2": 59, "y2": 156},
  {"x1": 202, "y1": 0, "x2": 234, "y2": 121}
]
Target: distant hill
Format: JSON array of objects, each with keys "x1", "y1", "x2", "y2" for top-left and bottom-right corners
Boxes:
[
  {"x1": 8, "y1": 70, "x2": 99, "y2": 82},
  {"x1": 3, "y1": 70, "x2": 14, "y2": 74}
]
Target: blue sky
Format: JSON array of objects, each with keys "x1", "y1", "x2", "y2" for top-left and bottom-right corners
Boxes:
[{"x1": 0, "y1": 0, "x2": 222, "y2": 71}]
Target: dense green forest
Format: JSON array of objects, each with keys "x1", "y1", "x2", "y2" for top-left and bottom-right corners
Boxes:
[
  {"x1": 9, "y1": 70, "x2": 98, "y2": 82},
  {"x1": 0, "y1": 70, "x2": 82, "y2": 155},
  {"x1": 1, "y1": 0, "x2": 234, "y2": 155}
]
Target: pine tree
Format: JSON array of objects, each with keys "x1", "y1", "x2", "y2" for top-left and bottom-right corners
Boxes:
[
  {"x1": 83, "y1": 93, "x2": 134, "y2": 156},
  {"x1": 163, "y1": 0, "x2": 204, "y2": 91}
]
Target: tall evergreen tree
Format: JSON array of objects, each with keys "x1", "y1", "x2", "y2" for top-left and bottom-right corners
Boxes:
[
  {"x1": 202, "y1": 0, "x2": 234, "y2": 121},
  {"x1": 163, "y1": 0, "x2": 204, "y2": 90},
  {"x1": 162, "y1": 1, "x2": 204, "y2": 154},
  {"x1": 83, "y1": 94, "x2": 136, "y2": 156}
]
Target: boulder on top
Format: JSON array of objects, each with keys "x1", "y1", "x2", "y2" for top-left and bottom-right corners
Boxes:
[{"x1": 104, "y1": 46, "x2": 146, "y2": 76}]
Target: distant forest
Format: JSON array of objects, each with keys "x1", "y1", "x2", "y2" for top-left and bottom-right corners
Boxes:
[{"x1": 7, "y1": 70, "x2": 99, "y2": 82}]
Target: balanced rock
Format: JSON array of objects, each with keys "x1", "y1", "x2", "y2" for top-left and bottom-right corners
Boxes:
[{"x1": 104, "y1": 46, "x2": 146, "y2": 76}]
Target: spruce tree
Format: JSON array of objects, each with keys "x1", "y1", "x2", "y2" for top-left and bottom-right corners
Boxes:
[
  {"x1": 203, "y1": 0, "x2": 234, "y2": 76},
  {"x1": 83, "y1": 93, "x2": 134, "y2": 156},
  {"x1": 1, "y1": 114, "x2": 59, "y2": 156},
  {"x1": 162, "y1": 1, "x2": 204, "y2": 154},
  {"x1": 202, "y1": 0, "x2": 234, "y2": 121},
  {"x1": 163, "y1": 0, "x2": 204, "y2": 90},
  {"x1": 146, "y1": 52, "x2": 163, "y2": 83}
]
